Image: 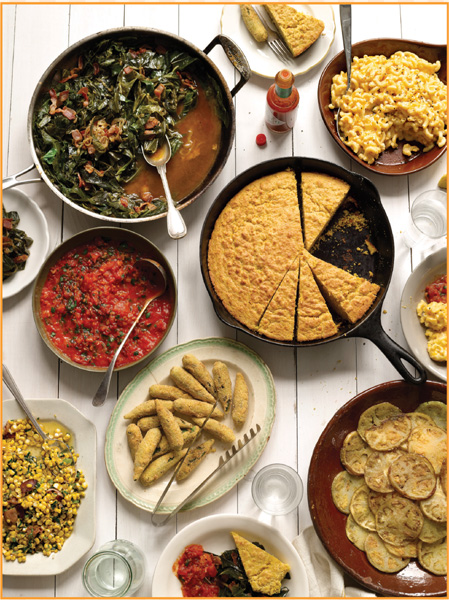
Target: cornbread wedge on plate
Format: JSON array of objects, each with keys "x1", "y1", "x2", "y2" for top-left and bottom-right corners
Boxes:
[
  {"x1": 258, "y1": 253, "x2": 300, "y2": 341},
  {"x1": 296, "y1": 251, "x2": 338, "y2": 341},
  {"x1": 304, "y1": 251, "x2": 380, "y2": 323},
  {"x1": 301, "y1": 172, "x2": 350, "y2": 250},
  {"x1": 208, "y1": 169, "x2": 303, "y2": 331},
  {"x1": 231, "y1": 531, "x2": 290, "y2": 596},
  {"x1": 263, "y1": 4, "x2": 325, "y2": 58}
]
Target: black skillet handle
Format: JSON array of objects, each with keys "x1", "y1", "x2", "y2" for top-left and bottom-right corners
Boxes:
[
  {"x1": 203, "y1": 35, "x2": 251, "y2": 97},
  {"x1": 354, "y1": 312, "x2": 427, "y2": 384}
]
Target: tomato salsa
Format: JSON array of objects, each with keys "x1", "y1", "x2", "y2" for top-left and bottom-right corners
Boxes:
[
  {"x1": 425, "y1": 274, "x2": 447, "y2": 304},
  {"x1": 39, "y1": 236, "x2": 173, "y2": 368},
  {"x1": 174, "y1": 544, "x2": 221, "y2": 597}
]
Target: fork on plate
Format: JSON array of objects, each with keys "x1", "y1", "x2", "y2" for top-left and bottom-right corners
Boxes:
[{"x1": 252, "y1": 5, "x2": 294, "y2": 65}]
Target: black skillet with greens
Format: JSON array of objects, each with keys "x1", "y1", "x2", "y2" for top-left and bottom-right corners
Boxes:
[
  {"x1": 32, "y1": 39, "x2": 225, "y2": 219},
  {"x1": 3, "y1": 207, "x2": 33, "y2": 281}
]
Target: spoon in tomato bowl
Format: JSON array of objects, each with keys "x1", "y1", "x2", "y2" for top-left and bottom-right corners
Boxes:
[
  {"x1": 142, "y1": 136, "x2": 187, "y2": 240},
  {"x1": 92, "y1": 259, "x2": 167, "y2": 407}
]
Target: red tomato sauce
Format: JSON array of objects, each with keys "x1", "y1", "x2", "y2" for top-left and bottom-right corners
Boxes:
[
  {"x1": 173, "y1": 544, "x2": 221, "y2": 597},
  {"x1": 39, "y1": 236, "x2": 173, "y2": 368},
  {"x1": 425, "y1": 275, "x2": 447, "y2": 304}
]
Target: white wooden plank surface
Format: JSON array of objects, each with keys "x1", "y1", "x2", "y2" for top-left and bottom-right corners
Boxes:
[{"x1": 2, "y1": 3, "x2": 447, "y2": 598}]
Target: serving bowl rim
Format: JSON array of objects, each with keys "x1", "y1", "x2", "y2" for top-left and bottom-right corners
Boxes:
[{"x1": 32, "y1": 226, "x2": 177, "y2": 372}]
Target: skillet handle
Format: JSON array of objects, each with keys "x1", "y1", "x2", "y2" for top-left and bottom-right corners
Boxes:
[
  {"x1": 355, "y1": 315, "x2": 427, "y2": 385},
  {"x1": 203, "y1": 35, "x2": 251, "y2": 97},
  {"x1": 3, "y1": 164, "x2": 42, "y2": 190}
]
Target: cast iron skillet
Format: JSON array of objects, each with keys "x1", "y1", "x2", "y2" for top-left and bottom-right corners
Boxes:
[
  {"x1": 4, "y1": 28, "x2": 251, "y2": 224},
  {"x1": 199, "y1": 157, "x2": 426, "y2": 385}
]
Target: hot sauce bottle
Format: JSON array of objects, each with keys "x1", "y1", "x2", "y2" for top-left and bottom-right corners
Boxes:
[{"x1": 265, "y1": 69, "x2": 299, "y2": 133}]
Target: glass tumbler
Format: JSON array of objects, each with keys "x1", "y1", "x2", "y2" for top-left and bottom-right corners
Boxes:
[
  {"x1": 82, "y1": 539, "x2": 146, "y2": 597},
  {"x1": 251, "y1": 463, "x2": 303, "y2": 515},
  {"x1": 402, "y1": 189, "x2": 447, "y2": 248}
]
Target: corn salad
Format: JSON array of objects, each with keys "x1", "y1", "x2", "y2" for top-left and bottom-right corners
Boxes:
[{"x1": 2, "y1": 418, "x2": 87, "y2": 562}]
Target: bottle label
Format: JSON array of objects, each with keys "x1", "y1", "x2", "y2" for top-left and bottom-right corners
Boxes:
[{"x1": 265, "y1": 104, "x2": 298, "y2": 132}]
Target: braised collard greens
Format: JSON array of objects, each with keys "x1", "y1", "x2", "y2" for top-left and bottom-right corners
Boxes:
[
  {"x1": 33, "y1": 39, "x2": 226, "y2": 219},
  {"x1": 2, "y1": 207, "x2": 33, "y2": 281}
]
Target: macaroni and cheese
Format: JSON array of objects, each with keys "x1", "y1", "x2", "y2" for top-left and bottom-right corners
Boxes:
[{"x1": 329, "y1": 51, "x2": 447, "y2": 164}]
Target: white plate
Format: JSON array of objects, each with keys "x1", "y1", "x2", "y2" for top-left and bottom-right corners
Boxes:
[
  {"x1": 400, "y1": 247, "x2": 447, "y2": 382},
  {"x1": 152, "y1": 514, "x2": 309, "y2": 597},
  {"x1": 2, "y1": 189, "x2": 50, "y2": 299},
  {"x1": 221, "y1": 4, "x2": 335, "y2": 78},
  {"x1": 105, "y1": 337, "x2": 276, "y2": 513},
  {"x1": 2, "y1": 398, "x2": 96, "y2": 576}
]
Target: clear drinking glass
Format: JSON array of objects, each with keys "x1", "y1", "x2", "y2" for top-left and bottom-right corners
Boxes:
[
  {"x1": 82, "y1": 539, "x2": 146, "y2": 597},
  {"x1": 402, "y1": 189, "x2": 447, "y2": 248},
  {"x1": 251, "y1": 463, "x2": 303, "y2": 515}
]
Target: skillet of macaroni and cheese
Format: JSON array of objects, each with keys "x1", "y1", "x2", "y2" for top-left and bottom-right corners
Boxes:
[{"x1": 329, "y1": 51, "x2": 447, "y2": 165}]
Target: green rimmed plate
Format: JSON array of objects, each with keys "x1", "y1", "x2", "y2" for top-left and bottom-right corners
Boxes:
[{"x1": 104, "y1": 337, "x2": 276, "y2": 513}]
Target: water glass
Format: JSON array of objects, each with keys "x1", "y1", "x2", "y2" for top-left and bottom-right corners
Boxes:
[
  {"x1": 402, "y1": 189, "x2": 447, "y2": 248},
  {"x1": 251, "y1": 463, "x2": 303, "y2": 515},
  {"x1": 82, "y1": 539, "x2": 146, "y2": 597}
]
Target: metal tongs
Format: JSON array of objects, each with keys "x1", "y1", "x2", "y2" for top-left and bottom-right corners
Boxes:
[{"x1": 150, "y1": 423, "x2": 261, "y2": 527}]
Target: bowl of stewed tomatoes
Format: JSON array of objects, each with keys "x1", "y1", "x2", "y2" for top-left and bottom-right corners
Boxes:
[{"x1": 32, "y1": 227, "x2": 177, "y2": 372}]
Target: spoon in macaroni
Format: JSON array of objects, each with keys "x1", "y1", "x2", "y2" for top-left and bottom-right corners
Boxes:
[{"x1": 336, "y1": 5, "x2": 352, "y2": 142}]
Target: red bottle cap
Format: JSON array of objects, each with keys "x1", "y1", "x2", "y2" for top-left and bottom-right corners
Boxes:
[{"x1": 256, "y1": 133, "x2": 267, "y2": 146}]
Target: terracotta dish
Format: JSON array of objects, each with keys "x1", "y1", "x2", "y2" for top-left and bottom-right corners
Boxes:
[
  {"x1": 308, "y1": 380, "x2": 447, "y2": 596},
  {"x1": 318, "y1": 39, "x2": 447, "y2": 175}
]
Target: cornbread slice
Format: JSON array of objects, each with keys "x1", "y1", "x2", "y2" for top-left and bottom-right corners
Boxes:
[
  {"x1": 301, "y1": 172, "x2": 350, "y2": 250},
  {"x1": 304, "y1": 251, "x2": 380, "y2": 323},
  {"x1": 258, "y1": 253, "x2": 300, "y2": 341},
  {"x1": 264, "y1": 4, "x2": 324, "y2": 58},
  {"x1": 208, "y1": 169, "x2": 303, "y2": 331},
  {"x1": 296, "y1": 251, "x2": 338, "y2": 341},
  {"x1": 231, "y1": 532, "x2": 290, "y2": 596}
]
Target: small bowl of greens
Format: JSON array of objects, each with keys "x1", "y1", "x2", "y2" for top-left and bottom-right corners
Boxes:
[{"x1": 2, "y1": 189, "x2": 50, "y2": 300}]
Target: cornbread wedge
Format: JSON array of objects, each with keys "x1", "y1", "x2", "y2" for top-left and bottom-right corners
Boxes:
[
  {"x1": 263, "y1": 4, "x2": 325, "y2": 58},
  {"x1": 257, "y1": 253, "x2": 300, "y2": 341},
  {"x1": 208, "y1": 169, "x2": 303, "y2": 331},
  {"x1": 231, "y1": 532, "x2": 290, "y2": 596},
  {"x1": 301, "y1": 172, "x2": 350, "y2": 250},
  {"x1": 296, "y1": 251, "x2": 338, "y2": 341},
  {"x1": 304, "y1": 251, "x2": 380, "y2": 323}
]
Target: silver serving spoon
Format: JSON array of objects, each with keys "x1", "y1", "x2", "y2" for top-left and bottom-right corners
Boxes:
[
  {"x1": 2, "y1": 363, "x2": 75, "y2": 463},
  {"x1": 142, "y1": 137, "x2": 187, "y2": 239},
  {"x1": 336, "y1": 4, "x2": 352, "y2": 141},
  {"x1": 92, "y1": 259, "x2": 167, "y2": 407}
]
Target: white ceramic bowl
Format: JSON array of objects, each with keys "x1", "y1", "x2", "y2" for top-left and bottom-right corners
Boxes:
[
  {"x1": 400, "y1": 247, "x2": 447, "y2": 382},
  {"x1": 152, "y1": 514, "x2": 309, "y2": 597}
]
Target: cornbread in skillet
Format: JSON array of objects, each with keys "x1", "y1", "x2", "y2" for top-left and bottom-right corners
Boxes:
[
  {"x1": 301, "y1": 172, "x2": 350, "y2": 250},
  {"x1": 264, "y1": 4, "x2": 325, "y2": 58},
  {"x1": 296, "y1": 251, "x2": 338, "y2": 341},
  {"x1": 208, "y1": 169, "x2": 303, "y2": 331},
  {"x1": 304, "y1": 251, "x2": 380, "y2": 323},
  {"x1": 258, "y1": 253, "x2": 300, "y2": 341},
  {"x1": 231, "y1": 532, "x2": 290, "y2": 596}
]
